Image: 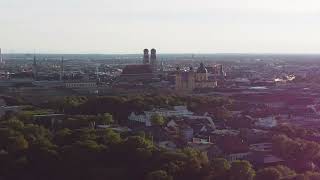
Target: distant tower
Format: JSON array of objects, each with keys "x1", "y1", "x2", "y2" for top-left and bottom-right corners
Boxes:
[
  {"x1": 196, "y1": 62, "x2": 208, "y2": 81},
  {"x1": 96, "y1": 65, "x2": 100, "y2": 83},
  {"x1": 150, "y1": 48, "x2": 157, "y2": 72},
  {"x1": 143, "y1": 49, "x2": 149, "y2": 64},
  {"x1": 160, "y1": 61, "x2": 164, "y2": 72},
  {"x1": 60, "y1": 57, "x2": 64, "y2": 81},
  {"x1": 32, "y1": 55, "x2": 38, "y2": 80},
  {"x1": 219, "y1": 64, "x2": 226, "y2": 79},
  {"x1": 0, "y1": 48, "x2": 3, "y2": 64}
]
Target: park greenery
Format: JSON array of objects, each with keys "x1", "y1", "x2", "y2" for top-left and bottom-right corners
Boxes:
[
  {"x1": 40, "y1": 94, "x2": 232, "y2": 124},
  {"x1": 0, "y1": 112, "x2": 320, "y2": 180},
  {"x1": 0, "y1": 113, "x2": 249, "y2": 180},
  {"x1": 3, "y1": 95, "x2": 320, "y2": 179}
]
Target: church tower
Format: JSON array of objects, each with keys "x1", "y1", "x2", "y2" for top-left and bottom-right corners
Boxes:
[
  {"x1": 150, "y1": 48, "x2": 157, "y2": 72},
  {"x1": 0, "y1": 48, "x2": 3, "y2": 64},
  {"x1": 32, "y1": 55, "x2": 38, "y2": 81},
  {"x1": 143, "y1": 49, "x2": 150, "y2": 64},
  {"x1": 196, "y1": 62, "x2": 208, "y2": 81},
  {"x1": 60, "y1": 57, "x2": 64, "y2": 81}
]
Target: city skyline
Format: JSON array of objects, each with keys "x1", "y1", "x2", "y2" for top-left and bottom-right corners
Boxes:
[{"x1": 1, "y1": 0, "x2": 320, "y2": 54}]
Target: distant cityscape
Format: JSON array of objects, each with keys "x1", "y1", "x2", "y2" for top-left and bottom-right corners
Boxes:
[{"x1": 2, "y1": 48, "x2": 320, "y2": 179}]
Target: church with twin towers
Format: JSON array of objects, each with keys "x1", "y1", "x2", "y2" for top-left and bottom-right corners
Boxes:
[
  {"x1": 143, "y1": 48, "x2": 157, "y2": 72},
  {"x1": 118, "y1": 48, "x2": 160, "y2": 82}
]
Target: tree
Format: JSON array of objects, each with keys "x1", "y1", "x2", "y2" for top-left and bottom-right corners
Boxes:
[
  {"x1": 272, "y1": 134, "x2": 320, "y2": 162},
  {"x1": 305, "y1": 171, "x2": 320, "y2": 180},
  {"x1": 3, "y1": 119, "x2": 24, "y2": 131},
  {"x1": 100, "y1": 113, "x2": 114, "y2": 125},
  {"x1": 290, "y1": 174, "x2": 309, "y2": 180},
  {"x1": 255, "y1": 168, "x2": 281, "y2": 180},
  {"x1": 210, "y1": 158, "x2": 231, "y2": 179},
  {"x1": 53, "y1": 128, "x2": 72, "y2": 146},
  {"x1": 229, "y1": 160, "x2": 255, "y2": 180},
  {"x1": 273, "y1": 165, "x2": 296, "y2": 178},
  {"x1": 124, "y1": 136, "x2": 153, "y2": 151},
  {"x1": 151, "y1": 114, "x2": 165, "y2": 126},
  {"x1": 7, "y1": 135, "x2": 29, "y2": 153},
  {"x1": 146, "y1": 170, "x2": 173, "y2": 180},
  {"x1": 99, "y1": 129, "x2": 121, "y2": 145}
]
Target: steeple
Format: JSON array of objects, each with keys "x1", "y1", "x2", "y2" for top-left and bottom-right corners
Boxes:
[
  {"x1": 60, "y1": 57, "x2": 64, "y2": 81},
  {"x1": 96, "y1": 65, "x2": 100, "y2": 83},
  {"x1": 160, "y1": 61, "x2": 164, "y2": 72},
  {"x1": 0, "y1": 48, "x2": 3, "y2": 64},
  {"x1": 32, "y1": 55, "x2": 38, "y2": 80}
]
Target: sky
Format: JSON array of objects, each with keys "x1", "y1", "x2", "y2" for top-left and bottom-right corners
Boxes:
[{"x1": 1, "y1": 0, "x2": 320, "y2": 54}]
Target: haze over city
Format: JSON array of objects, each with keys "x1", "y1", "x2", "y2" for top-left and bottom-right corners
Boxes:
[
  {"x1": 1, "y1": 0, "x2": 320, "y2": 54},
  {"x1": 4, "y1": 0, "x2": 320, "y2": 180}
]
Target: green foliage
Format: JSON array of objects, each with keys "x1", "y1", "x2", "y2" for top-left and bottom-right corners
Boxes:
[
  {"x1": 273, "y1": 124, "x2": 315, "y2": 139},
  {"x1": 229, "y1": 160, "x2": 256, "y2": 180},
  {"x1": 255, "y1": 168, "x2": 281, "y2": 180},
  {"x1": 44, "y1": 94, "x2": 232, "y2": 125},
  {"x1": 3, "y1": 118, "x2": 24, "y2": 130},
  {"x1": 151, "y1": 114, "x2": 166, "y2": 126},
  {"x1": 0, "y1": 114, "x2": 260, "y2": 180},
  {"x1": 7, "y1": 135, "x2": 29, "y2": 153},
  {"x1": 290, "y1": 174, "x2": 309, "y2": 180},
  {"x1": 98, "y1": 129, "x2": 121, "y2": 145},
  {"x1": 272, "y1": 134, "x2": 320, "y2": 161},
  {"x1": 273, "y1": 165, "x2": 296, "y2": 177},
  {"x1": 17, "y1": 109, "x2": 52, "y2": 122},
  {"x1": 99, "y1": 113, "x2": 114, "y2": 125},
  {"x1": 210, "y1": 158, "x2": 231, "y2": 179},
  {"x1": 146, "y1": 170, "x2": 173, "y2": 180},
  {"x1": 0, "y1": 96, "x2": 281, "y2": 180},
  {"x1": 124, "y1": 136, "x2": 153, "y2": 151},
  {"x1": 53, "y1": 128, "x2": 72, "y2": 146},
  {"x1": 305, "y1": 171, "x2": 320, "y2": 180}
]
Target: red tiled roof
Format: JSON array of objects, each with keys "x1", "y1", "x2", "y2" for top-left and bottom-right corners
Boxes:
[{"x1": 122, "y1": 64, "x2": 153, "y2": 75}]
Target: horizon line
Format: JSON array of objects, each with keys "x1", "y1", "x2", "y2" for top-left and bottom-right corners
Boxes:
[{"x1": 2, "y1": 52, "x2": 320, "y2": 55}]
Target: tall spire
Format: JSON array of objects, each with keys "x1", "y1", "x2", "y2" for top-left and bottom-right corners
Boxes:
[
  {"x1": 60, "y1": 57, "x2": 64, "y2": 81},
  {"x1": 96, "y1": 65, "x2": 100, "y2": 83},
  {"x1": 33, "y1": 54, "x2": 37, "y2": 65},
  {"x1": 33, "y1": 54, "x2": 38, "y2": 80},
  {"x1": 0, "y1": 48, "x2": 3, "y2": 64},
  {"x1": 160, "y1": 61, "x2": 164, "y2": 72}
]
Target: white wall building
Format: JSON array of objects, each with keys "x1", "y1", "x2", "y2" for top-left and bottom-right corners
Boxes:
[
  {"x1": 65, "y1": 81, "x2": 97, "y2": 88},
  {"x1": 226, "y1": 152, "x2": 251, "y2": 162},
  {"x1": 128, "y1": 106, "x2": 194, "y2": 126},
  {"x1": 255, "y1": 116, "x2": 277, "y2": 128}
]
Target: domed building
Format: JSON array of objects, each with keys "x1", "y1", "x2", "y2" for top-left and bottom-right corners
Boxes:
[{"x1": 175, "y1": 63, "x2": 217, "y2": 91}]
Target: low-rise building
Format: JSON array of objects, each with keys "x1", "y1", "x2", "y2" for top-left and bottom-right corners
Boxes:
[
  {"x1": 128, "y1": 106, "x2": 193, "y2": 126},
  {"x1": 226, "y1": 152, "x2": 251, "y2": 162},
  {"x1": 255, "y1": 116, "x2": 277, "y2": 129},
  {"x1": 65, "y1": 81, "x2": 97, "y2": 88}
]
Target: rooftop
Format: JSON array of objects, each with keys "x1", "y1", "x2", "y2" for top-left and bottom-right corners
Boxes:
[{"x1": 122, "y1": 64, "x2": 153, "y2": 75}]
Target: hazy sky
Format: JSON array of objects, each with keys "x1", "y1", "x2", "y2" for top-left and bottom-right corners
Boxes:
[{"x1": 1, "y1": 0, "x2": 320, "y2": 54}]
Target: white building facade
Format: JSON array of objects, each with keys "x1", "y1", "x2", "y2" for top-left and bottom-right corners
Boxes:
[{"x1": 128, "y1": 106, "x2": 194, "y2": 126}]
